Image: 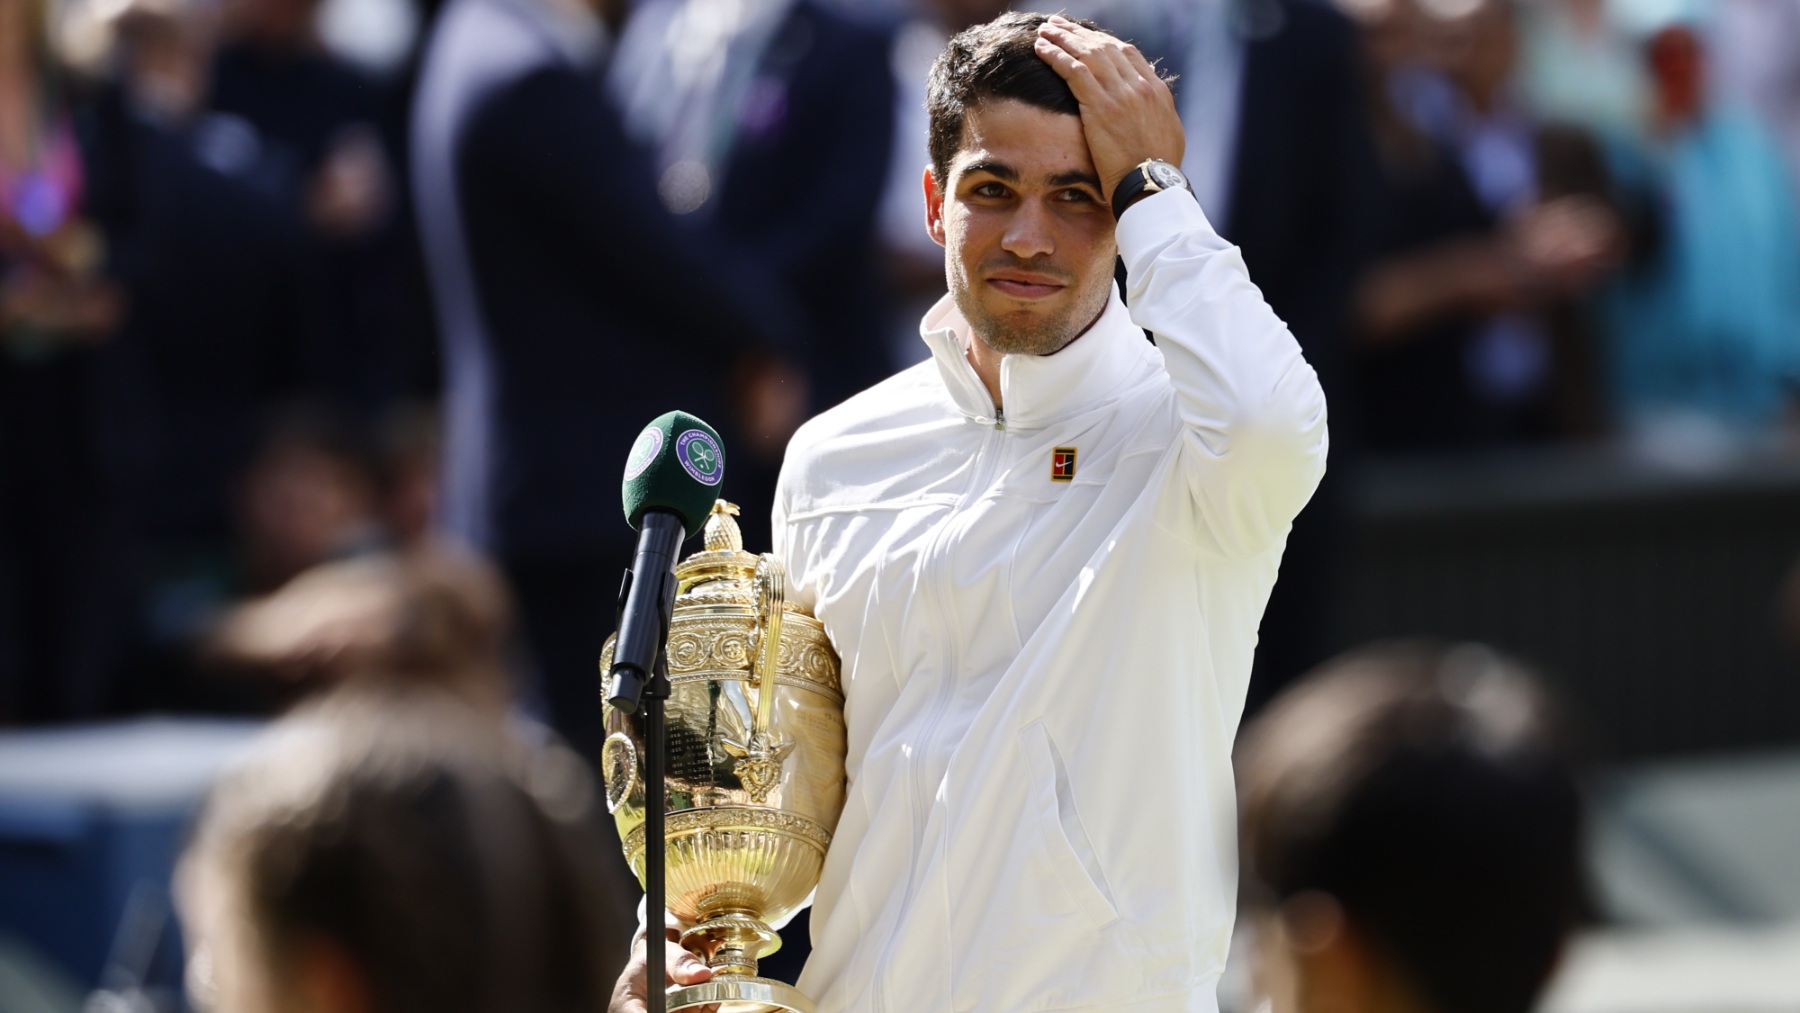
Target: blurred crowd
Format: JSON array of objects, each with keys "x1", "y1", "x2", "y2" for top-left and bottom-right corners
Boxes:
[
  {"x1": 2, "y1": 0, "x2": 1792, "y2": 1009},
  {"x1": 1, "y1": 0, "x2": 1797, "y2": 743}
]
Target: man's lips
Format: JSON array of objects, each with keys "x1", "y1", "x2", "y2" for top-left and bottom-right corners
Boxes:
[{"x1": 987, "y1": 272, "x2": 1068, "y2": 300}]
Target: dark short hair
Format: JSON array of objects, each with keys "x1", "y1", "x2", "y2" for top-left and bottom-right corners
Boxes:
[
  {"x1": 1237, "y1": 642, "x2": 1585, "y2": 1013},
  {"x1": 925, "y1": 12, "x2": 1162, "y2": 185},
  {"x1": 183, "y1": 685, "x2": 626, "y2": 1013}
]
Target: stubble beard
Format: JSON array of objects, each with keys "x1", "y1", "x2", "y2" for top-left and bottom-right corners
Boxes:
[{"x1": 954, "y1": 269, "x2": 1112, "y2": 358}]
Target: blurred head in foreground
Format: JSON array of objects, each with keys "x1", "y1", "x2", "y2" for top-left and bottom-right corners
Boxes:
[
  {"x1": 177, "y1": 684, "x2": 623, "y2": 1013},
  {"x1": 1237, "y1": 642, "x2": 1584, "y2": 1013}
]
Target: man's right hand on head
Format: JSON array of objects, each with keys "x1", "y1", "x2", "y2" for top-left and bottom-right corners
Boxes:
[
  {"x1": 1031, "y1": 14, "x2": 1185, "y2": 210},
  {"x1": 608, "y1": 919, "x2": 718, "y2": 1013}
]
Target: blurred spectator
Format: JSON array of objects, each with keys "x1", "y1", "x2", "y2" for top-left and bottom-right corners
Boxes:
[
  {"x1": 608, "y1": 0, "x2": 894, "y2": 542},
  {"x1": 212, "y1": 0, "x2": 390, "y2": 211},
  {"x1": 1602, "y1": 10, "x2": 1800, "y2": 442},
  {"x1": 1421, "y1": 0, "x2": 1629, "y2": 435},
  {"x1": 0, "y1": 0, "x2": 132, "y2": 723},
  {"x1": 68, "y1": 0, "x2": 316, "y2": 555},
  {"x1": 1347, "y1": 0, "x2": 1626, "y2": 452},
  {"x1": 176, "y1": 681, "x2": 630, "y2": 1012},
  {"x1": 375, "y1": 399, "x2": 442, "y2": 549},
  {"x1": 609, "y1": 0, "x2": 893, "y2": 413},
  {"x1": 140, "y1": 404, "x2": 388, "y2": 710},
  {"x1": 235, "y1": 405, "x2": 385, "y2": 592},
  {"x1": 1711, "y1": 0, "x2": 1800, "y2": 211},
  {"x1": 1518, "y1": 0, "x2": 1647, "y2": 142},
  {"x1": 207, "y1": 0, "x2": 431, "y2": 417},
  {"x1": 411, "y1": 0, "x2": 803, "y2": 763},
  {"x1": 1236, "y1": 641, "x2": 1585, "y2": 1013}
]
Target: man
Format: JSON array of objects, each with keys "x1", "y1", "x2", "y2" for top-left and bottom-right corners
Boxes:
[
  {"x1": 620, "y1": 11, "x2": 1327, "y2": 1012},
  {"x1": 1235, "y1": 642, "x2": 1584, "y2": 1013}
]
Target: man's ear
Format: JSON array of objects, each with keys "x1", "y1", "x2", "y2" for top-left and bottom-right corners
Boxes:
[
  {"x1": 292, "y1": 935, "x2": 375, "y2": 1013},
  {"x1": 923, "y1": 166, "x2": 947, "y2": 249},
  {"x1": 1282, "y1": 893, "x2": 1428, "y2": 1013}
]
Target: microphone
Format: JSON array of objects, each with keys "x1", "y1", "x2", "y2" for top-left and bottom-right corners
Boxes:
[{"x1": 606, "y1": 411, "x2": 727, "y2": 713}]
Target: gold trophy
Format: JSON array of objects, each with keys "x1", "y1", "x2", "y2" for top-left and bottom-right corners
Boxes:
[{"x1": 601, "y1": 501, "x2": 845, "y2": 1013}]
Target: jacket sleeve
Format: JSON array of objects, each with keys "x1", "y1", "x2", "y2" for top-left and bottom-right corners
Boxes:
[{"x1": 1116, "y1": 188, "x2": 1329, "y2": 558}]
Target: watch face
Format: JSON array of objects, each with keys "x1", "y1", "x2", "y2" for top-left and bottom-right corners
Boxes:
[{"x1": 1147, "y1": 161, "x2": 1187, "y2": 191}]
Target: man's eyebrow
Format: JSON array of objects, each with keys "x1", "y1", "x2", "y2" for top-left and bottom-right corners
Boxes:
[
  {"x1": 1049, "y1": 170, "x2": 1103, "y2": 190},
  {"x1": 960, "y1": 160, "x2": 1019, "y2": 182}
]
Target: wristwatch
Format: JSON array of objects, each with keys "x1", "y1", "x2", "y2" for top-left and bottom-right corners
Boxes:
[{"x1": 1110, "y1": 159, "x2": 1190, "y2": 220}]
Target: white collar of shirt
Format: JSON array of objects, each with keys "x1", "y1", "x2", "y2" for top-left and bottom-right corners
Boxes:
[{"x1": 917, "y1": 287, "x2": 1155, "y2": 430}]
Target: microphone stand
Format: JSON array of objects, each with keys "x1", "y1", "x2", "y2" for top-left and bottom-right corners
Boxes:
[
  {"x1": 613, "y1": 559, "x2": 678, "y2": 1013},
  {"x1": 644, "y1": 649, "x2": 670, "y2": 1013}
]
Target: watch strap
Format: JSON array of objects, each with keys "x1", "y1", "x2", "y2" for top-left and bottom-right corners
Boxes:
[{"x1": 1110, "y1": 160, "x2": 1187, "y2": 221}]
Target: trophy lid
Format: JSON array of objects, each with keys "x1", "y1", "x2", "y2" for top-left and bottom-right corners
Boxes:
[{"x1": 676, "y1": 500, "x2": 761, "y2": 591}]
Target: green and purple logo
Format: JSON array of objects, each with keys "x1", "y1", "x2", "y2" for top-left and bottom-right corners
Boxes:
[
  {"x1": 676, "y1": 429, "x2": 723, "y2": 486},
  {"x1": 623, "y1": 426, "x2": 664, "y2": 481}
]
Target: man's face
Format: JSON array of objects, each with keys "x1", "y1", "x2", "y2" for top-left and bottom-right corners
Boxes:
[{"x1": 926, "y1": 99, "x2": 1116, "y2": 357}]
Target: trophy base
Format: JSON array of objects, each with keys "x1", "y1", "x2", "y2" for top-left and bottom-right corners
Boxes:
[{"x1": 668, "y1": 975, "x2": 815, "y2": 1013}]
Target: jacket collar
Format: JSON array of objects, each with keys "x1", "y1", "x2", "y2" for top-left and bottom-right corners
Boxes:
[{"x1": 919, "y1": 286, "x2": 1154, "y2": 430}]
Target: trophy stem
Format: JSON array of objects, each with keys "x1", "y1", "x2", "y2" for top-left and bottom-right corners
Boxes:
[
  {"x1": 668, "y1": 977, "x2": 816, "y2": 1013},
  {"x1": 681, "y1": 911, "x2": 780, "y2": 979}
]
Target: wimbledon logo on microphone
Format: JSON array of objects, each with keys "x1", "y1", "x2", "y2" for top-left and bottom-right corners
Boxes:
[
  {"x1": 623, "y1": 427, "x2": 664, "y2": 481},
  {"x1": 677, "y1": 429, "x2": 724, "y2": 486}
]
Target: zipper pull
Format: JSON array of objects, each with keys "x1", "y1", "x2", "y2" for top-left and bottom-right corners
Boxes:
[{"x1": 994, "y1": 407, "x2": 1005, "y2": 431}]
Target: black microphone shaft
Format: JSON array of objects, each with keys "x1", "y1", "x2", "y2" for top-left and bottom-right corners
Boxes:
[{"x1": 608, "y1": 509, "x2": 686, "y2": 712}]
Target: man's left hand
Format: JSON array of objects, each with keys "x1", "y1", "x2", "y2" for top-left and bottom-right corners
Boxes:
[{"x1": 1033, "y1": 15, "x2": 1185, "y2": 210}]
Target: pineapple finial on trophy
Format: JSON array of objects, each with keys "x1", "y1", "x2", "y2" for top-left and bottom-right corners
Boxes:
[{"x1": 703, "y1": 499, "x2": 744, "y2": 553}]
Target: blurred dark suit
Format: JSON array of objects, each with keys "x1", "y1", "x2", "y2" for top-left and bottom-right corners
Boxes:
[
  {"x1": 82, "y1": 88, "x2": 312, "y2": 545},
  {"x1": 71, "y1": 86, "x2": 320, "y2": 714},
  {"x1": 1225, "y1": 0, "x2": 1376, "y2": 399},
  {"x1": 411, "y1": 0, "x2": 791, "y2": 759},
  {"x1": 608, "y1": 0, "x2": 895, "y2": 547},
  {"x1": 718, "y1": 1, "x2": 895, "y2": 552},
  {"x1": 209, "y1": 42, "x2": 431, "y2": 417},
  {"x1": 701, "y1": 0, "x2": 895, "y2": 410}
]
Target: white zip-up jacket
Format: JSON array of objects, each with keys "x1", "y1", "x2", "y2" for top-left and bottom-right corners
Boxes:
[{"x1": 772, "y1": 188, "x2": 1329, "y2": 1013}]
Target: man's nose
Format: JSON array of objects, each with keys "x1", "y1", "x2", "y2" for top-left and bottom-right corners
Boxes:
[{"x1": 1000, "y1": 200, "x2": 1056, "y2": 260}]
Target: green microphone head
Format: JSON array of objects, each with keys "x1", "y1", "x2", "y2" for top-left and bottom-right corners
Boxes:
[{"x1": 621, "y1": 411, "x2": 726, "y2": 537}]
